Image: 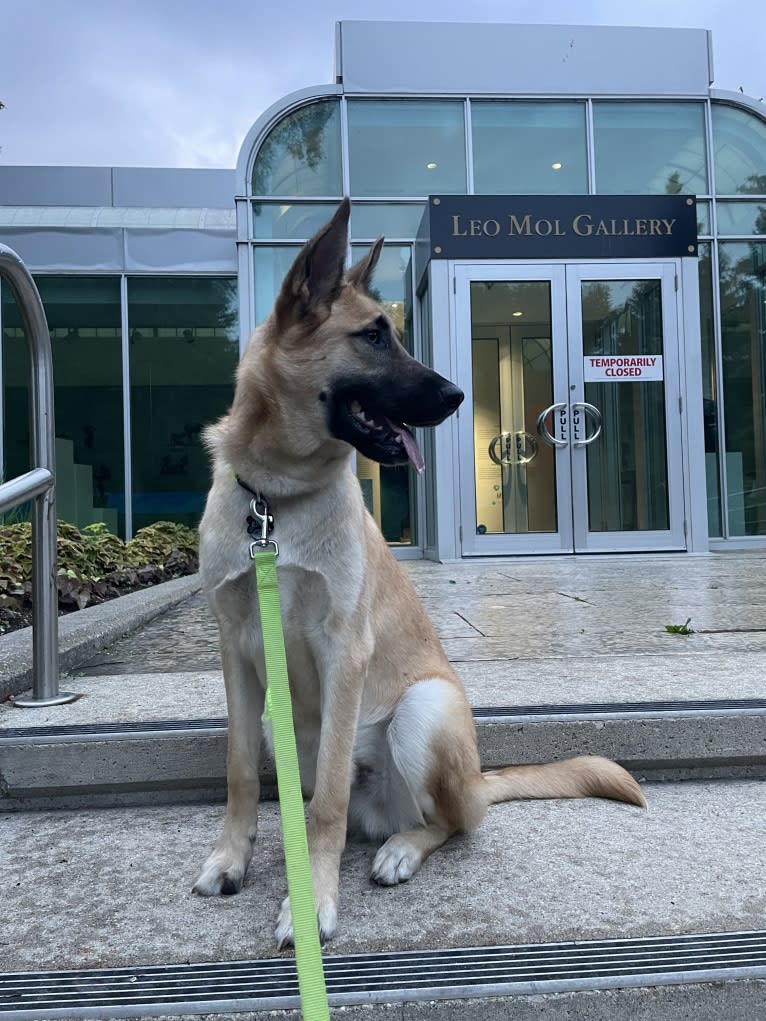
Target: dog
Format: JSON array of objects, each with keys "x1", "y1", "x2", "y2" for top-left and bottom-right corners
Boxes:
[{"x1": 192, "y1": 199, "x2": 646, "y2": 947}]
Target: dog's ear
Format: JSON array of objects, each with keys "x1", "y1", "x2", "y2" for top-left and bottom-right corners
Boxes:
[
  {"x1": 274, "y1": 198, "x2": 350, "y2": 327},
  {"x1": 346, "y1": 236, "x2": 384, "y2": 294}
]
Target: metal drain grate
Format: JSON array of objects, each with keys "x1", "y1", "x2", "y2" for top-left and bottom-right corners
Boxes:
[
  {"x1": 2, "y1": 698, "x2": 765, "y2": 743},
  {"x1": 2, "y1": 930, "x2": 766, "y2": 1018}
]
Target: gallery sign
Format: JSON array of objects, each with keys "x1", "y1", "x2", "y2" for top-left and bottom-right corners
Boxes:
[
  {"x1": 584, "y1": 355, "x2": 664, "y2": 381},
  {"x1": 419, "y1": 195, "x2": 698, "y2": 260}
]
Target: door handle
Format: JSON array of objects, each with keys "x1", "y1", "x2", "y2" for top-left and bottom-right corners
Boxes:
[
  {"x1": 536, "y1": 402, "x2": 569, "y2": 448},
  {"x1": 488, "y1": 431, "x2": 538, "y2": 466},
  {"x1": 571, "y1": 402, "x2": 603, "y2": 447}
]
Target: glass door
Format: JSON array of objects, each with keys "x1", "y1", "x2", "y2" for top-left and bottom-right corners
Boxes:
[{"x1": 454, "y1": 262, "x2": 685, "y2": 554}]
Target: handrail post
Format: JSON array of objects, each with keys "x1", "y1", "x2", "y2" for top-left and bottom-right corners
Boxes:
[{"x1": 0, "y1": 243, "x2": 77, "y2": 706}]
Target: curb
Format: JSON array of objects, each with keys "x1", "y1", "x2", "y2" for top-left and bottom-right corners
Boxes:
[{"x1": 0, "y1": 573, "x2": 203, "y2": 700}]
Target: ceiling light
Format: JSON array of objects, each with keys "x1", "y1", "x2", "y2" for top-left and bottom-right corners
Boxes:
[
  {"x1": 551, "y1": 162, "x2": 562, "y2": 170},
  {"x1": 426, "y1": 162, "x2": 438, "y2": 170}
]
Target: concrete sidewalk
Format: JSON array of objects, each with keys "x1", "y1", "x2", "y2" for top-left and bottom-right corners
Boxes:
[
  {"x1": 4, "y1": 550, "x2": 766, "y2": 715},
  {"x1": 2, "y1": 552, "x2": 766, "y2": 1018}
]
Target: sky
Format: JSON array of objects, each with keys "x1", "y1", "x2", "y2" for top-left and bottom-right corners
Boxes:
[{"x1": 1, "y1": 0, "x2": 765, "y2": 170}]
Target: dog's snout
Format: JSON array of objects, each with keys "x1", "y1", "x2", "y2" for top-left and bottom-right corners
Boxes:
[{"x1": 440, "y1": 383, "x2": 464, "y2": 413}]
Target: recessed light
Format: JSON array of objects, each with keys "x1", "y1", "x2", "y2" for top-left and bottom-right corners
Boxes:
[
  {"x1": 512, "y1": 311, "x2": 523, "y2": 317},
  {"x1": 551, "y1": 162, "x2": 562, "y2": 170},
  {"x1": 426, "y1": 162, "x2": 438, "y2": 170}
]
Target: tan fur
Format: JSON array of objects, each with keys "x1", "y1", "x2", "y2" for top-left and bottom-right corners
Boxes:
[{"x1": 192, "y1": 200, "x2": 645, "y2": 946}]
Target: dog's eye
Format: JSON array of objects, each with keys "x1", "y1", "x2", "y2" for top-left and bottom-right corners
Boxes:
[{"x1": 364, "y1": 328, "x2": 381, "y2": 345}]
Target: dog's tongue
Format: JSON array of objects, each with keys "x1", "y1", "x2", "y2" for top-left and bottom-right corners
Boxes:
[{"x1": 385, "y1": 418, "x2": 425, "y2": 475}]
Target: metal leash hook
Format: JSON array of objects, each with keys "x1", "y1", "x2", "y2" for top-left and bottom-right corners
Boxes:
[{"x1": 248, "y1": 495, "x2": 279, "y2": 558}]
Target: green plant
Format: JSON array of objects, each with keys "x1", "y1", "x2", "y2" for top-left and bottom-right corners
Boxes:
[
  {"x1": 665, "y1": 617, "x2": 694, "y2": 635},
  {"x1": 0, "y1": 519, "x2": 199, "y2": 632}
]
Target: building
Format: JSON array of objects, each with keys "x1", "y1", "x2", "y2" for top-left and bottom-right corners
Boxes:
[{"x1": 1, "y1": 21, "x2": 765, "y2": 559}]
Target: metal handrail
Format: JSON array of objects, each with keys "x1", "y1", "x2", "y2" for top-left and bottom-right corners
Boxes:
[{"x1": 0, "y1": 244, "x2": 76, "y2": 706}]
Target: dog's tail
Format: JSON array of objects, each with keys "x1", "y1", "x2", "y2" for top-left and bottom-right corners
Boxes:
[{"x1": 479, "y1": 756, "x2": 646, "y2": 809}]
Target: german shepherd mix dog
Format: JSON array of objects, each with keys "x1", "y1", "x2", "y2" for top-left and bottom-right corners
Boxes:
[{"x1": 193, "y1": 200, "x2": 645, "y2": 947}]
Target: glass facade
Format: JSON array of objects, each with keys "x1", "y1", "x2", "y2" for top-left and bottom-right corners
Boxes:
[
  {"x1": 592, "y1": 102, "x2": 708, "y2": 196},
  {"x1": 472, "y1": 102, "x2": 588, "y2": 195},
  {"x1": 712, "y1": 104, "x2": 766, "y2": 195},
  {"x1": 242, "y1": 91, "x2": 766, "y2": 549},
  {"x1": 347, "y1": 101, "x2": 466, "y2": 196},
  {"x1": 1, "y1": 275, "x2": 237, "y2": 536},
  {"x1": 2, "y1": 277, "x2": 124, "y2": 532},
  {"x1": 128, "y1": 278, "x2": 238, "y2": 531},
  {"x1": 350, "y1": 243, "x2": 416, "y2": 545},
  {"x1": 252, "y1": 99, "x2": 342, "y2": 197},
  {"x1": 718, "y1": 241, "x2": 766, "y2": 536}
]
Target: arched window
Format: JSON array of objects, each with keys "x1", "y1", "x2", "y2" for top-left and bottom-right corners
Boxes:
[
  {"x1": 252, "y1": 99, "x2": 342, "y2": 197},
  {"x1": 712, "y1": 103, "x2": 766, "y2": 196}
]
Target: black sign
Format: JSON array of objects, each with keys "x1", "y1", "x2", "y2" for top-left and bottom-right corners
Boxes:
[{"x1": 419, "y1": 195, "x2": 698, "y2": 260}]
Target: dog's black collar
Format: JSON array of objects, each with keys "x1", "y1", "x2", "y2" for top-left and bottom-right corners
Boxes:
[
  {"x1": 235, "y1": 475, "x2": 274, "y2": 539},
  {"x1": 235, "y1": 474, "x2": 261, "y2": 500}
]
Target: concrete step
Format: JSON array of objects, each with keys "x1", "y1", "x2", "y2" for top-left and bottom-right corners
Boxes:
[
  {"x1": 1, "y1": 779, "x2": 765, "y2": 1018},
  {"x1": 1, "y1": 669, "x2": 766, "y2": 804}
]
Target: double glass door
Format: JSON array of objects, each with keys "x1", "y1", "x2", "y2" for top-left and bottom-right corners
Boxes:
[{"x1": 454, "y1": 263, "x2": 685, "y2": 554}]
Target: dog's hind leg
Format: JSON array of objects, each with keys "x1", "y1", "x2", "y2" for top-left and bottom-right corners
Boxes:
[
  {"x1": 193, "y1": 640, "x2": 264, "y2": 897},
  {"x1": 370, "y1": 677, "x2": 486, "y2": 886}
]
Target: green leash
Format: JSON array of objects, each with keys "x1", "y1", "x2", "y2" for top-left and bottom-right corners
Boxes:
[{"x1": 252, "y1": 534, "x2": 330, "y2": 1021}]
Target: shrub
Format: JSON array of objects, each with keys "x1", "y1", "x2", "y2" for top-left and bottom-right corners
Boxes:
[{"x1": 0, "y1": 520, "x2": 199, "y2": 632}]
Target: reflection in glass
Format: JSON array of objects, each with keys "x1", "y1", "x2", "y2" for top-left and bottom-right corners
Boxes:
[
  {"x1": 581, "y1": 280, "x2": 669, "y2": 531},
  {"x1": 472, "y1": 101, "x2": 588, "y2": 195},
  {"x1": 593, "y1": 102, "x2": 708, "y2": 195},
  {"x1": 470, "y1": 281, "x2": 556, "y2": 535},
  {"x1": 698, "y1": 245, "x2": 722, "y2": 536},
  {"x1": 697, "y1": 201, "x2": 711, "y2": 235},
  {"x1": 252, "y1": 99, "x2": 342, "y2": 197},
  {"x1": 348, "y1": 100, "x2": 466, "y2": 197},
  {"x1": 254, "y1": 246, "x2": 302, "y2": 324},
  {"x1": 715, "y1": 201, "x2": 766, "y2": 236},
  {"x1": 719, "y1": 241, "x2": 766, "y2": 535},
  {"x1": 350, "y1": 244, "x2": 416, "y2": 545},
  {"x1": 128, "y1": 278, "x2": 238, "y2": 531},
  {"x1": 712, "y1": 104, "x2": 766, "y2": 196},
  {"x1": 351, "y1": 203, "x2": 426, "y2": 239},
  {"x1": 253, "y1": 203, "x2": 341, "y2": 239},
  {"x1": 2, "y1": 277, "x2": 125, "y2": 534}
]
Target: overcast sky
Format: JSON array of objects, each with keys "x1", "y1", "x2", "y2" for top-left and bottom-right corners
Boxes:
[{"x1": 1, "y1": 0, "x2": 765, "y2": 169}]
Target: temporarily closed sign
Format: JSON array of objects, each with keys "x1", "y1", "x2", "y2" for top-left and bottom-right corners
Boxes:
[{"x1": 584, "y1": 355, "x2": 664, "y2": 381}]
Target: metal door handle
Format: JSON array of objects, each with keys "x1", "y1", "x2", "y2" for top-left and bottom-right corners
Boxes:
[
  {"x1": 536, "y1": 402, "x2": 568, "y2": 448},
  {"x1": 572, "y1": 402, "x2": 602, "y2": 447},
  {"x1": 488, "y1": 431, "x2": 538, "y2": 466}
]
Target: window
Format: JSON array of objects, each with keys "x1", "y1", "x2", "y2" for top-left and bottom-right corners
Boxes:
[
  {"x1": 350, "y1": 243, "x2": 417, "y2": 545},
  {"x1": 252, "y1": 99, "x2": 342, "y2": 197},
  {"x1": 593, "y1": 102, "x2": 708, "y2": 196},
  {"x1": 128, "y1": 278, "x2": 238, "y2": 531},
  {"x1": 697, "y1": 245, "x2": 721, "y2": 536},
  {"x1": 712, "y1": 104, "x2": 766, "y2": 196},
  {"x1": 347, "y1": 101, "x2": 466, "y2": 196},
  {"x1": 472, "y1": 101, "x2": 588, "y2": 195},
  {"x1": 254, "y1": 247, "x2": 302, "y2": 324},
  {"x1": 718, "y1": 241, "x2": 766, "y2": 535},
  {"x1": 2, "y1": 276, "x2": 124, "y2": 534}
]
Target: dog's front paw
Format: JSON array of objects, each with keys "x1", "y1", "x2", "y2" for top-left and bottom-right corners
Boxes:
[
  {"x1": 275, "y1": 895, "x2": 337, "y2": 950},
  {"x1": 192, "y1": 848, "x2": 249, "y2": 897},
  {"x1": 371, "y1": 835, "x2": 424, "y2": 886}
]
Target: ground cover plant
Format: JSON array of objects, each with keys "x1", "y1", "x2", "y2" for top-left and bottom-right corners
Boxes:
[{"x1": 0, "y1": 521, "x2": 199, "y2": 635}]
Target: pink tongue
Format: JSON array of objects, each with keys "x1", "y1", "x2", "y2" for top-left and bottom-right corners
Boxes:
[{"x1": 385, "y1": 418, "x2": 425, "y2": 475}]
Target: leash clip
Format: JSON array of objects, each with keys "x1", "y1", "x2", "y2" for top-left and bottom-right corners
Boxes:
[{"x1": 248, "y1": 496, "x2": 279, "y2": 558}]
